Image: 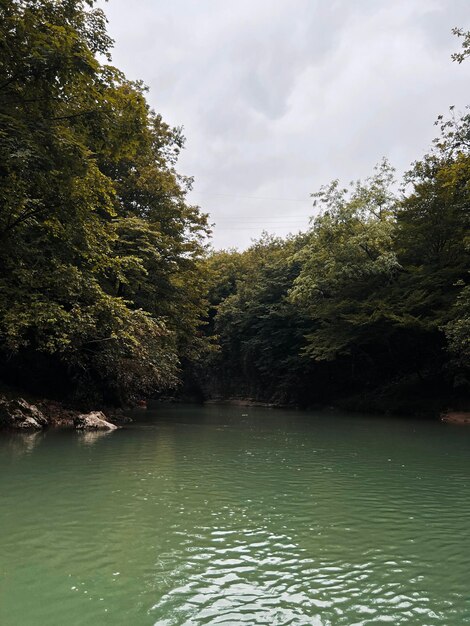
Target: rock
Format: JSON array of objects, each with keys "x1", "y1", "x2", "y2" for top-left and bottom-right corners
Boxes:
[
  {"x1": 74, "y1": 411, "x2": 118, "y2": 431},
  {"x1": 0, "y1": 397, "x2": 48, "y2": 430},
  {"x1": 36, "y1": 399, "x2": 79, "y2": 427},
  {"x1": 441, "y1": 411, "x2": 470, "y2": 425},
  {"x1": 109, "y1": 412, "x2": 133, "y2": 425}
]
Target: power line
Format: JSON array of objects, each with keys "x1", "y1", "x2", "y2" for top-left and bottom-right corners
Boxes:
[
  {"x1": 191, "y1": 191, "x2": 310, "y2": 203},
  {"x1": 214, "y1": 216, "x2": 311, "y2": 221},
  {"x1": 216, "y1": 226, "x2": 308, "y2": 231},
  {"x1": 215, "y1": 221, "x2": 309, "y2": 226},
  {"x1": 215, "y1": 225, "x2": 308, "y2": 229},
  {"x1": 212, "y1": 216, "x2": 313, "y2": 230}
]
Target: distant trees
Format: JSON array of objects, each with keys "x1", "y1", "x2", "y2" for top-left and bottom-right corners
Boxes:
[
  {"x1": 0, "y1": 0, "x2": 209, "y2": 403},
  {"x1": 199, "y1": 123, "x2": 469, "y2": 412},
  {"x1": 289, "y1": 160, "x2": 399, "y2": 363},
  {"x1": 197, "y1": 235, "x2": 314, "y2": 404}
]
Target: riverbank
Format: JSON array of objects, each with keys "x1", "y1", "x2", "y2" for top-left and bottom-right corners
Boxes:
[
  {"x1": 173, "y1": 386, "x2": 470, "y2": 422},
  {"x1": 188, "y1": 363, "x2": 469, "y2": 419},
  {"x1": 1, "y1": 383, "x2": 468, "y2": 431}
]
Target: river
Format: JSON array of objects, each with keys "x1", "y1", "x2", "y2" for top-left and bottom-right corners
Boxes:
[{"x1": 0, "y1": 404, "x2": 469, "y2": 625}]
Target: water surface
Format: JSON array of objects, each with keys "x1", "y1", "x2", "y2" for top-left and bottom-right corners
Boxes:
[{"x1": 0, "y1": 404, "x2": 469, "y2": 625}]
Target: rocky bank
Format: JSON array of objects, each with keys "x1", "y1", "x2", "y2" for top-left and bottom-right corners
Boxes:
[{"x1": 0, "y1": 394, "x2": 130, "y2": 431}]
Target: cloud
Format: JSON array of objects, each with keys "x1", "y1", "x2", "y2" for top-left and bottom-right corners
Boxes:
[{"x1": 100, "y1": 0, "x2": 470, "y2": 248}]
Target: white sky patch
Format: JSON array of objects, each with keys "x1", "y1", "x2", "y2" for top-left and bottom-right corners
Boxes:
[{"x1": 98, "y1": 0, "x2": 470, "y2": 249}]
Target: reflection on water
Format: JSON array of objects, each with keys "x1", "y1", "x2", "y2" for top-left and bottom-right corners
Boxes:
[
  {"x1": 77, "y1": 429, "x2": 115, "y2": 447},
  {"x1": 0, "y1": 404, "x2": 469, "y2": 625},
  {"x1": 3, "y1": 430, "x2": 44, "y2": 457}
]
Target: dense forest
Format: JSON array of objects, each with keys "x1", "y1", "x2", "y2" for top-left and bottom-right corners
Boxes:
[
  {"x1": 197, "y1": 149, "x2": 469, "y2": 413},
  {"x1": 0, "y1": 0, "x2": 210, "y2": 405},
  {"x1": 0, "y1": 0, "x2": 469, "y2": 415}
]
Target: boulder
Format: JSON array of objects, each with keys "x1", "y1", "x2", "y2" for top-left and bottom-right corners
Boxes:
[
  {"x1": 0, "y1": 397, "x2": 48, "y2": 430},
  {"x1": 441, "y1": 411, "x2": 470, "y2": 425},
  {"x1": 74, "y1": 411, "x2": 118, "y2": 431}
]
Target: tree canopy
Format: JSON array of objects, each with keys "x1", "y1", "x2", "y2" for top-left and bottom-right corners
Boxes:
[{"x1": 0, "y1": 0, "x2": 209, "y2": 404}]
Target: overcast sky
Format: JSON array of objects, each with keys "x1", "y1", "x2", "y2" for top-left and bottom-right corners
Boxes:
[{"x1": 100, "y1": 0, "x2": 469, "y2": 249}]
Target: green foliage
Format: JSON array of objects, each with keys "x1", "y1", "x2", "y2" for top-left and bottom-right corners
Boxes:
[
  {"x1": 197, "y1": 235, "x2": 313, "y2": 403},
  {"x1": 0, "y1": 0, "x2": 209, "y2": 403},
  {"x1": 290, "y1": 160, "x2": 400, "y2": 361},
  {"x1": 201, "y1": 135, "x2": 469, "y2": 411},
  {"x1": 452, "y1": 27, "x2": 470, "y2": 64},
  {"x1": 445, "y1": 284, "x2": 470, "y2": 378},
  {"x1": 395, "y1": 148, "x2": 470, "y2": 328}
]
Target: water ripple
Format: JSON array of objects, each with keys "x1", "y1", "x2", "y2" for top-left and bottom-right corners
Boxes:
[{"x1": 0, "y1": 407, "x2": 469, "y2": 625}]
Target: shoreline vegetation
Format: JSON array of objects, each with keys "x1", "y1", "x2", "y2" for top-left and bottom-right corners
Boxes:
[{"x1": 0, "y1": 1, "x2": 469, "y2": 423}]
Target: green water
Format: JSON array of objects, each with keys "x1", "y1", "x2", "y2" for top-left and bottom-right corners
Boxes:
[{"x1": 0, "y1": 405, "x2": 469, "y2": 626}]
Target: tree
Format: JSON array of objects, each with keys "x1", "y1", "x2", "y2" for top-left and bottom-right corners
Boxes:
[
  {"x1": 289, "y1": 160, "x2": 400, "y2": 363},
  {"x1": 451, "y1": 27, "x2": 470, "y2": 64},
  {"x1": 0, "y1": 0, "x2": 209, "y2": 404},
  {"x1": 195, "y1": 235, "x2": 314, "y2": 403}
]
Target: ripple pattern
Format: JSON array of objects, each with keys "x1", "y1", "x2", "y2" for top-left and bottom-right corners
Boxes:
[{"x1": 0, "y1": 406, "x2": 469, "y2": 625}]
